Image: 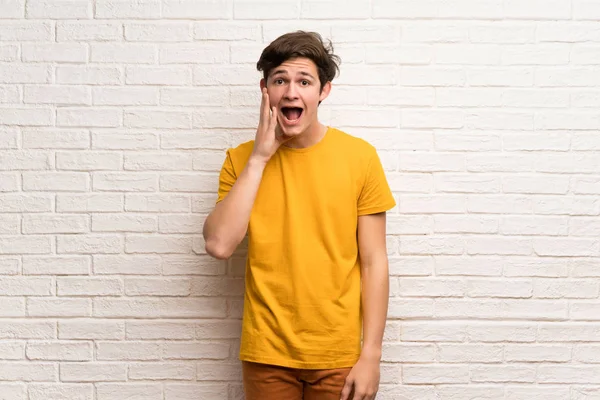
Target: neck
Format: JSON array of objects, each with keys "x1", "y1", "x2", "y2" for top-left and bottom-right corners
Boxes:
[{"x1": 282, "y1": 122, "x2": 328, "y2": 149}]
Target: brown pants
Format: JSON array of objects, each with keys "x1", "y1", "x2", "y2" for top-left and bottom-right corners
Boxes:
[{"x1": 242, "y1": 361, "x2": 352, "y2": 400}]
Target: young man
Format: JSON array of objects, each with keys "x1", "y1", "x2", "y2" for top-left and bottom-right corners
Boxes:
[{"x1": 202, "y1": 31, "x2": 395, "y2": 400}]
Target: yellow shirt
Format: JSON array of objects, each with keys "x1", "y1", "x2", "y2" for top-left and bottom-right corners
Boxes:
[{"x1": 216, "y1": 127, "x2": 395, "y2": 369}]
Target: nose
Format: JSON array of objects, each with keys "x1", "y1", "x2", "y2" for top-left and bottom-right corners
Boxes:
[{"x1": 283, "y1": 82, "x2": 299, "y2": 100}]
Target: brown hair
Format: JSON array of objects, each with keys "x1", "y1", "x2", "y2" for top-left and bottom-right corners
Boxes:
[{"x1": 256, "y1": 31, "x2": 341, "y2": 92}]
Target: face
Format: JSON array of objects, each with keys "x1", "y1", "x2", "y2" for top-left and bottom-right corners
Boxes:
[{"x1": 260, "y1": 57, "x2": 331, "y2": 137}]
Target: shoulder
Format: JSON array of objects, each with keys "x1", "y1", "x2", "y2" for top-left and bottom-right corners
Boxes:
[{"x1": 328, "y1": 127, "x2": 378, "y2": 160}]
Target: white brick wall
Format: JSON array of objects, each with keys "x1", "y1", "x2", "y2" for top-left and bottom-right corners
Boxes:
[{"x1": 1, "y1": 1, "x2": 600, "y2": 399}]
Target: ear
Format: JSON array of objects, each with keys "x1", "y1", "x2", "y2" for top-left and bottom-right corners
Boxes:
[
  {"x1": 260, "y1": 78, "x2": 266, "y2": 90},
  {"x1": 319, "y1": 81, "x2": 332, "y2": 103}
]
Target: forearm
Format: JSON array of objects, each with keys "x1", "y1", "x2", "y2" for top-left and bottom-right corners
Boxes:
[
  {"x1": 203, "y1": 157, "x2": 266, "y2": 259},
  {"x1": 360, "y1": 258, "x2": 390, "y2": 359}
]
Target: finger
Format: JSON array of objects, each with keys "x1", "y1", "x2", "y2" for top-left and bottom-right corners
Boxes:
[
  {"x1": 270, "y1": 106, "x2": 277, "y2": 131},
  {"x1": 339, "y1": 379, "x2": 353, "y2": 400},
  {"x1": 260, "y1": 88, "x2": 269, "y2": 125}
]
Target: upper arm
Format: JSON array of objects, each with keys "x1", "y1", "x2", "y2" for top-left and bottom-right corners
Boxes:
[{"x1": 357, "y1": 211, "x2": 389, "y2": 266}]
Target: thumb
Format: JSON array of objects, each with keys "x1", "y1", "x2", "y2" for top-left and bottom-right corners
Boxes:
[{"x1": 339, "y1": 376, "x2": 353, "y2": 400}]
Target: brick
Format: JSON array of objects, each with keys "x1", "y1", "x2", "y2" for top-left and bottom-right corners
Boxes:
[
  {"x1": 93, "y1": 298, "x2": 226, "y2": 318},
  {"x1": 22, "y1": 44, "x2": 87, "y2": 63},
  {"x1": 160, "y1": 87, "x2": 227, "y2": 106},
  {"x1": 467, "y1": 323, "x2": 537, "y2": 342},
  {"x1": 0, "y1": 258, "x2": 19, "y2": 274},
  {"x1": 163, "y1": 0, "x2": 232, "y2": 19},
  {"x1": 57, "y1": 194, "x2": 123, "y2": 213},
  {"x1": 0, "y1": 0, "x2": 25, "y2": 18},
  {"x1": 163, "y1": 342, "x2": 229, "y2": 360},
  {"x1": 29, "y1": 384, "x2": 93, "y2": 400},
  {"x1": 471, "y1": 365, "x2": 536, "y2": 383},
  {"x1": 56, "y1": 151, "x2": 121, "y2": 171},
  {"x1": 0, "y1": 384, "x2": 25, "y2": 399},
  {"x1": 94, "y1": 255, "x2": 161, "y2": 275},
  {"x1": 165, "y1": 384, "x2": 229, "y2": 399},
  {"x1": 126, "y1": 194, "x2": 190, "y2": 212},
  {"x1": 0, "y1": 214, "x2": 21, "y2": 235},
  {"x1": 60, "y1": 363, "x2": 126, "y2": 383},
  {"x1": 96, "y1": 383, "x2": 162, "y2": 400},
  {"x1": 0, "y1": 363, "x2": 56, "y2": 381},
  {"x1": 57, "y1": 108, "x2": 121, "y2": 128},
  {"x1": 193, "y1": 22, "x2": 260, "y2": 41},
  {"x1": 124, "y1": 110, "x2": 191, "y2": 129},
  {"x1": 23, "y1": 256, "x2": 90, "y2": 275},
  {"x1": 23, "y1": 172, "x2": 88, "y2": 192},
  {"x1": 92, "y1": 214, "x2": 156, "y2": 233},
  {"x1": 466, "y1": 279, "x2": 533, "y2": 298},
  {"x1": 92, "y1": 131, "x2": 158, "y2": 150},
  {"x1": 0, "y1": 87, "x2": 20, "y2": 105},
  {"x1": 26, "y1": 342, "x2": 92, "y2": 361},
  {"x1": 0, "y1": 194, "x2": 52, "y2": 213},
  {"x1": 160, "y1": 43, "x2": 228, "y2": 64},
  {"x1": 57, "y1": 277, "x2": 122, "y2": 296},
  {"x1": 504, "y1": 0, "x2": 571, "y2": 19},
  {"x1": 402, "y1": 365, "x2": 469, "y2": 384},
  {"x1": 0, "y1": 236, "x2": 51, "y2": 255},
  {"x1": 95, "y1": 0, "x2": 160, "y2": 19},
  {"x1": 57, "y1": 235, "x2": 122, "y2": 254},
  {"x1": 126, "y1": 66, "x2": 191, "y2": 85},
  {"x1": 193, "y1": 65, "x2": 258, "y2": 85},
  {"x1": 127, "y1": 321, "x2": 195, "y2": 340},
  {"x1": 0, "y1": 151, "x2": 51, "y2": 170},
  {"x1": 196, "y1": 363, "x2": 241, "y2": 381},
  {"x1": 0, "y1": 107, "x2": 53, "y2": 126},
  {"x1": 96, "y1": 342, "x2": 161, "y2": 361},
  {"x1": 57, "y1": 22, "x2": 122, "y2": 41},
  {"x1": 129, "y1": 362, "x2": 195, "y2": 380},
  {"x1": 125, "y1": 235, "x2": 191, "y2": 254},
  {"x1": 28, "y1": 298, "x2": 91, "y2": 317},
  {"x1": 26, "y1": 0, "x2": 91, "y2": 18},
  {"x1": 92, "y1": 172, "x2": 158, "y2": 192},
  {"x1": 58, "y1": 320, "x2": 124, "y2": 340},
  {"x1": 0, "y1": 22, "x2": 52, "y2": 40},
  {"x1": 125, "y1": 22, "x2": 191, "y2": 42},
  {"x1": 160, "y1": 173, "x2": 216, "y2": 192},
  {"x1": 0, "y1": 174, "x2": 18, "y2": 192},
  {"x1": 24, "y1": 85, "x2": 91, "y2": 105},
  {"x1": 0, "y1": 44, "x2": 18, "y2": 61},
  {"x1": 0, "y1": 320, "x2": 55, "y2": 339},
  {"x1": 56, "y1": 66, "x2": 122, "y2": 85},
  {"x1": 539, "y1": 366, "x2": 600, "y2": 383},
  {"x1": 91, "y1": 44, "x2": 156, "y2": 63},
  {"x1": 500, "y1": 216, "x2": 568, "y2": 236},
  {"x1": 435, "y1": 256, "x2": 503, "y2": 276},
  {"x1": 22, "y1": 215, "x2": 89, "y2": 234},
  {"x1": 93, "y1": 86, "x2": 158, "y2": 106}
]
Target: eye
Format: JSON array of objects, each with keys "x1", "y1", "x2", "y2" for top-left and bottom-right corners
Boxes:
[
  {"x1": 274, "y1": 79, "x2": 284, "y2": 85},
  {"x1": 301, "y1": 80, "x2": 310, "y2": 86}
]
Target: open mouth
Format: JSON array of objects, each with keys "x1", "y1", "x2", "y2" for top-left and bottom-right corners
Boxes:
[{"x1": 280, "y1": 107, "x2": 304, "y2": 124}]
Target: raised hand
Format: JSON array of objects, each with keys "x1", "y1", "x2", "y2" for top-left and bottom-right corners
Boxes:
[{"x1": 250, "y1": 87, "x2": 290, "y2": 164}]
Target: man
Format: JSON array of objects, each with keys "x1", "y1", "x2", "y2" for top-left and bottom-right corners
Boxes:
[{"x1": 202, "y1": 31, "x2": 395, "y2": 400}]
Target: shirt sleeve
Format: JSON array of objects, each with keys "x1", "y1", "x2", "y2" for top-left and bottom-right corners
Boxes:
[
  {"x1": 357, "y1": 147, "x2": 396, "y2": 216},
  {"x1": 216, "y1": 149, "x2": 236, "y2": 204}
]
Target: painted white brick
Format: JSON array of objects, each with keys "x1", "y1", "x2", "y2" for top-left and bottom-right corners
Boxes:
[
  {"x1": 29, "y1": 384, "x2": 93, "y2": 400},
  {"x1": 125, "y1": 22, "x2": 191, "y2": 42},
  {"x1": 26, "y1": 342, "x2": 92, "y2": 361},
  {"x1": 56, "y1": 66, "x2": 122, "y2": 85},
  {"x1": 57, "y1": 108, "x2": 121, "y2": 128},
  {"x1": 93, "y1": 86, "x2": 158, "y2": 106},
  {"x1": 57, "y1": 21, "x2": 122, "y2": 41},
  {"x1": 93, "y1": 255, "x2": 161, "y2": 275},
  {"x1": 96, "y1": 383, "x2": 162, "y2": 400},
  {"x1": 403, "y1": 365, "x2": 469, "y2": 384},
  {"x1": 92, "y1": 173, "x2": 158, "y2": 192},
  {"x1": 25, "y1": 0, "x2": 91, "y2": 18},
  {"x1": 23, "y1": 256, "x2": 90, "y2": 275},
  {"x1": 160, "y1": 87, "x2": 228, "y2": 106},
  {"x1": 91, "y1": 43, "x2": 157, "y2": 64},
  {"x1": 0, "y1": 0, "x2": 25, "y2": 18},
  {"x1": 0, "y1": 44, "x2": 18, "y2": 61},
  {"x1": 126, "y1": 66, "x2": 191, "y2": 85},
  {"x1": 57, "y1": 235, "x2": 122, "y2": 254},
  {"x1": 28, "y1": 298, "x2": 91, "y2": 317},
  {"x1": 0, "y1": 22, "x2": 52, "y2": 40},
  {"x1": 60, "y1": 363, "x2": 126, "y2": 382},
  {"x1": 471, "y1": 365, "x2": 536, "y2": 383},
  {"x1": 160, "y1": 44, "x2": 229, "y2": 63},
  {"x1": 194, "y1": 21, "x2": 260, "y2": 41},
  {"x1": 56, "y1": 194, "x2": 123, "y2": 213},
  {"x1": 163, "y1": 0, "x2": 232, "y2": 19},
  {"x1": 22, "y1": 44, "x2": 87, "y2": 63},
  {"x1": 58, "y1": 320, "x2": 124, "y2": 340},
  {"x1": 124, "y1": 110, "x2": 191, "y2": 129},
  {"x1": 92, "y1": 131, "x2": 158, "y2": 150},
  {"x1": 57, "y1": 277, "x2": 122, "y2": 296},
  {"x1": 23, "y1": 172, "x2": 89, "y2": 192},
  {"x1": 24, "y1": 85, "x2": 91, "y2": 105},
  {"x1": 92, "y1": 214, "x2": 157, "y2": 233},
  {"x1": 0, "y1": 107, "x2": 53, "y2": 126},
  {"x1": 22, "y1": 214, "x2": 89, "y2": 234},
  {"x1": 0, "y1": 363, "x2": 56, "y2": 381},
  {"x1": 95, "y1": 0, "x2": 160, "y2": 19}
]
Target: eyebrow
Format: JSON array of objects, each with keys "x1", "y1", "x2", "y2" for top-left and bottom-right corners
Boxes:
[{"x1": 271, "y1": 70, "x2": 316, "y2": 80}]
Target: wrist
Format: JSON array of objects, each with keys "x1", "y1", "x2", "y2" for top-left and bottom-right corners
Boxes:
[
  {"x1": 360, "y1": 345, "x2": 382, "y2": 361},
  {"x1": 248, "y1": 155, "x2": 269, "y2": 169}
]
